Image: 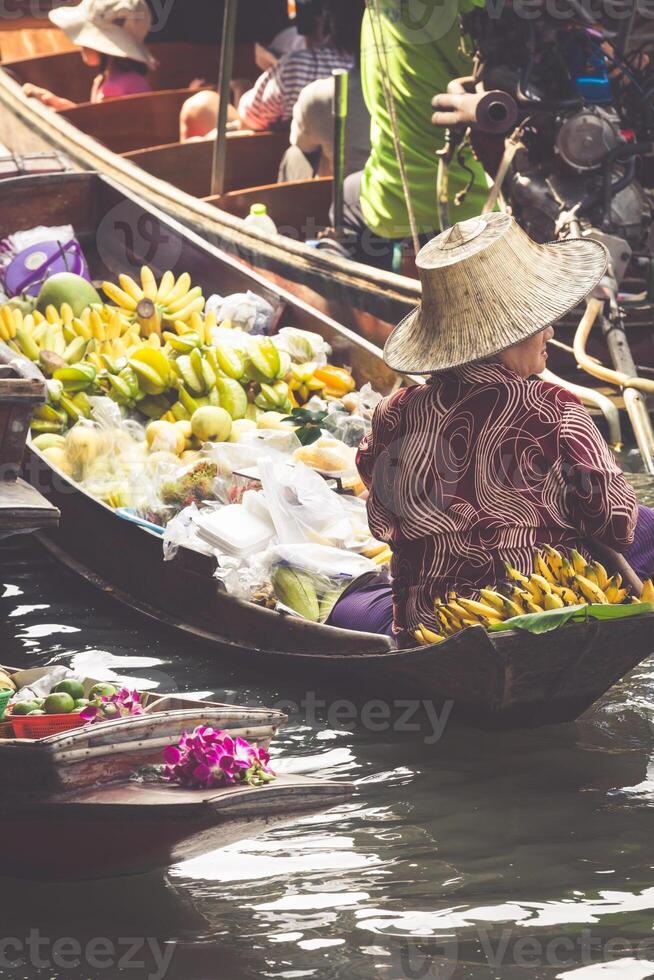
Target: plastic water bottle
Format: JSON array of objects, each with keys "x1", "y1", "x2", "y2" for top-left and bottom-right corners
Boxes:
[{"x1": 244, "y1": 203, "x2": 277, "y2": 235}]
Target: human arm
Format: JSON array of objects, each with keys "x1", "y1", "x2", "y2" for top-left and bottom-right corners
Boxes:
[
  {"x1": 560, "y1": 399, "x2": 638, "y2": 551},
  {"x1": 238, "y1": 60, "x2": 286, "y2": 131},
  {"x1": 22, "y1": 83, "x2": 75, "y2": 111}
]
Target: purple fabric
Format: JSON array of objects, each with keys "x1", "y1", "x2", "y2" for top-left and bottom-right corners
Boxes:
[
  {"x1": 328, "y1": 506, "x2": 654, "y2": 636},
  {"x1": 624, "y1": 505, "x2": 654, "y2": 579},
  {"x1": 326, "y1": 575, "x2": 394, "y2": 637}
]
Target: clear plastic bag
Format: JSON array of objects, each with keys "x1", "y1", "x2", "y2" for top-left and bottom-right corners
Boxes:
[
  {"x1": 163, "y1": 504, "x2": 216, "y2": 561},
  {"x1": 206, "y1": 291, "x2": 275, "y2": 334},
  {"x1": 265, "y1": 543, "x2": 376, "y2": 622},
  {"x1": 259, "y1": 458, "x2": 358, "y2": 546},
  {"x1": 322, "y1": 403, "x2": 368, "y2": 448},
  {"x1": 293, "y1": 435, "x2": 358, "y2": 476},
  {"x1": 272, "y1": 326, "x2": 331, "y2": 364}
]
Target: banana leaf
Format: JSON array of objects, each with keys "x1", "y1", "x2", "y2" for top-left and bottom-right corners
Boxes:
[{"x1": 488, "y1": 602, "x2": 654, "y2": 635}]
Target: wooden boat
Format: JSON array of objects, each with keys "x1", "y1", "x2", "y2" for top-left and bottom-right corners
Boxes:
[
  {"x1": 2, "y1": 170, "x2": 651, "y2": 730},
  {"x1": 0, "y1": 774, "x2": 353, "y2": 881},
  {"x1": 0, "y1": 340, "x2": 59, "y2": 533},
  {"x1": 0, "y1": 42, "x2": 418, "y2": 347},
  {"x1": 0, "y1": 681, "x2": 287, "y2": 797},
  {"x1": 2, "y1": 39, "x2": 652, "y2": 380}
]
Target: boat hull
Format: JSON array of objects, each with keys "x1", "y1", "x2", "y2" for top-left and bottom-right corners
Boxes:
[{"x1": 0, "y1": 776, "x2": 353, "y2": 880}]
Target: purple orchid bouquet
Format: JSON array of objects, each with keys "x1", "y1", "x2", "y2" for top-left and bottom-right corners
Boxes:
[
  {"x1": 80, "y1": 688, "x2": 145, "y2": 724},
  {"x1": 162, "y1": 725, "x2": 276, "y2": 789}
]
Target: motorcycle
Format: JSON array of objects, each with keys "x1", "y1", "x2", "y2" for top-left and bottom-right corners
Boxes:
[{"x1": 433, "y1": 0, "x2": 654, "y2": 472}]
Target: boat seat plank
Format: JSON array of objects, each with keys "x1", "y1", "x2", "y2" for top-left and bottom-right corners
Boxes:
[
  {"x1": 208, "y1": 176, "x2": 334, "y2": 238},
  {"x1": 124, "y1": 130, "x2": 291, "y2": 198},
  {"x1": 4, "y1": 42, "x2": 257, "y2": 106},
  {"x1": 0, "y1": 477, "x2": 59, "y2": 531},
  {"x1": 60, "y1": 88, "x2": 208, "y2": 154},
  {"x1": 0, "y1": 28, "x2": 75, "y2": 63}
]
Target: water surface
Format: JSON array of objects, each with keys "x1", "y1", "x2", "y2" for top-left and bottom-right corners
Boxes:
[{"x1": 1, "y1": 502, "x2": 653, "y2": 979}]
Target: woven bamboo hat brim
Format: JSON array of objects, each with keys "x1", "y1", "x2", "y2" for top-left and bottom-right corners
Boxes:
[{"x1": 383, "y1": 213, "x2": 608, "y2": 374}]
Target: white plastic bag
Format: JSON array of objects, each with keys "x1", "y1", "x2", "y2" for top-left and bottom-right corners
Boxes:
[
  {"x1": 258, "y1": 458, "x2": 356, "y2": 546},
  {"x1": 206, "y1": 291, "x2": 275, "y2": 334},
  {"x1": 272, "y1": 326, "x2": 331, "y2": 364},
  {"x1": 269, "y1": 543, "x2": 375, "y2": 579}
]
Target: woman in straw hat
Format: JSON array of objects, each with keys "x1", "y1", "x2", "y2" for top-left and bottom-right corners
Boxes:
[
  {"x1": 328, "y1": 212, "x2": 654, "y2": 645},
  {"x1": 23, "y1": 0, "x2": 154, "y2": 111}
]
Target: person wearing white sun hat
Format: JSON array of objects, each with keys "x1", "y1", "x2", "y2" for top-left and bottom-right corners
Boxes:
[
  {"x1": 326, "y1": 213, "x2": 654, "y2": 645},
  {"x1": 23, "y1": 0, "x2": 154, "y2": 110}
]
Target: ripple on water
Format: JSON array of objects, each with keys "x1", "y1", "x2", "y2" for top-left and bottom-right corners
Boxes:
[{"x1": 1, "y1": 533, "x2": 654, "y2": 978}]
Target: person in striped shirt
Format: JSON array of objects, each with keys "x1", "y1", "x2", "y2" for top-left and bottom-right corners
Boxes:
[
  {"x1": 180, "y1": 1, "x2": 362, "y2": 142},
  {"x1": 238, "y1": 0, "x2": 362, "y2": 132}
]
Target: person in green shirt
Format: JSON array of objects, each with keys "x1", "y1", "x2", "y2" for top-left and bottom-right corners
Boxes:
[{"x1": 341, "y1": 0, "x2": 488, "y2": 269}]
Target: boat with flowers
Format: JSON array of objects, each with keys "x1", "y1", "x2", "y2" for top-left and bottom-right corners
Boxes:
[
  {"x1": 0, "y1": 663, "x2": 353, "y2": 880},
  {"x1": 1, "y1": 170, "x2": 652, "y2": 731}
]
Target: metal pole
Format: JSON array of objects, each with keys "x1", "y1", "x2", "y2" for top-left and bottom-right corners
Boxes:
[
  {"x1": 332, "y1": 68, "x2": 348, "y2": 236},
  {"x1": 211, "y1": 0, "x2": 239, "y2": 199},
  {"x1": 599, "y1": 309, "x2": 654, "y2": 474}
]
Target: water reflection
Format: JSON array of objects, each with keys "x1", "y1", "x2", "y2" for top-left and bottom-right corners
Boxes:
[{"x1": 0, "y1": 535, "x2": 653, "y2": 979}]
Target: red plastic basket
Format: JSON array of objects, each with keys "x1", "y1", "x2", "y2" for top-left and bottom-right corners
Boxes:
[{"x1": 10, "y1": 712, "x2": 87, "y2": 740}]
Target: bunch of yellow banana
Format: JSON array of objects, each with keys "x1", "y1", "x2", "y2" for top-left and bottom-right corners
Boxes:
[
  {"x1": 167, "y1": 310, "x2": 217, "y2": 344},
  {"x1": 413, "y1": 546, "x2": 653, "y2": 647},
  {"x1": 101, "y1": 267, "x2": 205, "y2": 338},
  {"x1": 504, "y1": 547, "x2": 630, "y2": 608},
  {"x1": 1, "y1": 304, "x2": 90, "y2": 365}
]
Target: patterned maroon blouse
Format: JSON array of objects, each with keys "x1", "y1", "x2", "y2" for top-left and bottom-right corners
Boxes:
[{"x1": 357, "y1": 362, "x2": 638, "y2": 639}]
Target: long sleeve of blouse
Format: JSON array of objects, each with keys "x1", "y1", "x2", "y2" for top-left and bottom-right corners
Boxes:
[{"x1": 559, "y1": 398, "x2": 638, "y2": 551}]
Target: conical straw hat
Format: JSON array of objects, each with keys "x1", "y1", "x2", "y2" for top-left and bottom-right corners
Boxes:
[{"x1": 383, "y1": 213, "x2": 607, "y2": 374}]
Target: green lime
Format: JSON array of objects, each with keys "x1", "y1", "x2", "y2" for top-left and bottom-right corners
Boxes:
[
  {"x1": 53, "y1": 680, "x2": 85, "y2": 701},
  {"x1": 103, "y1": 704, "x2": 119, "y2": 718},
  {"x1": 44, "y1": 693, "x2": 75, "y2": 715},
  {"x1": 88, "y1": 684, "x2": 117, "y2": 699},
  {"x1": 27, "y1": 709, "x2": 46, "y2": 716},
  {"x1": 74, "y1": 698, "x2": 90, "y2": 709},
  {"x1": 32, "y1": 698, "x2": 45, "y2": 708},
  {"x1": 11, "y1": 702, "x2": 38, "y2": 716}
]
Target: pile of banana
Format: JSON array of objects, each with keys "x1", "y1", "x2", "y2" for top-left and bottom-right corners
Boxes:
[
  {"x1": 414, "y1": 546, "x2": 654, "y2": 646},
  {"x1": 3, "y1": 264, "x2": 359, "y2": 437},
  {"x1": 102, "y1": 269, "x2": 205, "y2": 335}
]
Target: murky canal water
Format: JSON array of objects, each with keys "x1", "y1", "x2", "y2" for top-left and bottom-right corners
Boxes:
[{"x1": 0, "y1": 473, "x2": 653, "y2": 979}]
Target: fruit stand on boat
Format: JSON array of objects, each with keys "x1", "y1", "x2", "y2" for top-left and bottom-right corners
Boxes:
[{"x1": 0, "y1": 662, "x2": 354, "y2": 880}]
